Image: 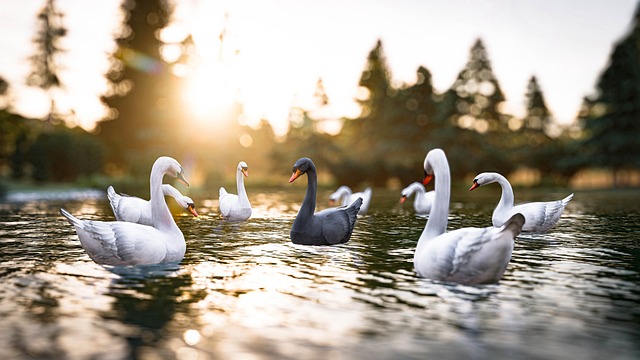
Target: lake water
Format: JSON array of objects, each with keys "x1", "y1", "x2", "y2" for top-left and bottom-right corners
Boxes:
[{"x1": 0, "y1": 186, "x2": 639, "y2": 359}]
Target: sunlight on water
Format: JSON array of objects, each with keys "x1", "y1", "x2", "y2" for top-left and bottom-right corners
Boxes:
[{"x1": 0, "y1": 188, "x2": 639, "y2": 359}]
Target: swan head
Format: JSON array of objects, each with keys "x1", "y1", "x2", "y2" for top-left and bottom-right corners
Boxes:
[
  {"x1": 400, "y1": 183, "x2": 418, "y2": 203},
  {"x1": 469, "y1": 172, "x2": 496, "y2": 191},
  {"x1": 238, "y1": 161, "x2": 249, "y2": 177},
  {"x1": 289, "y1": 157, "x2": 314, "y2": 183},
  {"x1": 176, "y1": 195, "x2": 198, "y2": 217},
  {"x1": 329, "y1": 186, "x2": 350, "y2": 205},
  {"x1": 422, "y1": 148, "x2": 447, "y2": 186},
  {"x1": 157, "y1": 156, "x2": 189, "y2": 187}
]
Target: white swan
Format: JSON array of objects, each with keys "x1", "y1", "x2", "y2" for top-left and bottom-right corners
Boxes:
[
  {"x1": 219, "y1": 161, "x2": 252, "y2": 221},
  {"x1": 400, "y1": 182, "x2": 435, "y2": 215},
  {"x1": 414, "y1": 149, "x2": 525, "y2": 285},
  {"x1": 329, "y1": 185, "x2": 372, "y2": 215},
  {"x1": 470, "y1": 172, "x2": 573, "y2": 233},
  {"x1": 107, "y1": 184, "x2": 198, "y2": 225},
  {"x1": 60, "y1": 156, "x2": 190, "y2": 266}
]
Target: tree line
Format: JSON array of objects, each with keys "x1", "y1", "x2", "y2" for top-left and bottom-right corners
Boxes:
[{"x1": 1, "y1": 0, "x2": 639, "y2": 194}]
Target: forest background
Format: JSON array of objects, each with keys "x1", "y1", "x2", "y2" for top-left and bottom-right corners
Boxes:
[{"x1": 1, "y1": 0, "x2": 640, "y2": 199}]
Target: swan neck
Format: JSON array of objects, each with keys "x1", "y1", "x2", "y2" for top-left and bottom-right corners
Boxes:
[
  {"x1": 409, "y1": 183, "x2": 425, "y2": 198},
  {"x1": 337, "y1": 187, "x2": 351, "y2": 205},
  {"x1": 236, "y1": 168, "x2": 248, "y2": 202},
  {"x1": 162, "y1": 184, "x2": 178, "y2": 198},
  {"x1": 421, "y1": 161, "x2": 449, "y2": 241},
  {"x1": 150, "y1": 163, "x2": 175, "y2": 231},
  {"x1": 299, "y1": 167, "x2": 317, "y2": 220},
  {"x1": 495, "y1": 174, "x2": 515, "y2": 210}
]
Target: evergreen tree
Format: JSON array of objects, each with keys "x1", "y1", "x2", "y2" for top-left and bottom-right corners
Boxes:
[
  {"x1": 339, "y1": 39, "x2": 395, "y2": 185},
  {"x1": 449, "y1": 39, "x2": 506, "y2": 133},
  {"x1": 518, "y1": 75, "x2": 555, "y2": 173},
  {"x1": 579, "y1": 5, "x2": 640, "y2": 186},
  {"x1": 446, "y1": 39, "x2": 514, "y2": 175},
  {"x1": 98, "y1": 0, "x2": 179, "y2": 172},
  {"x1": 27, "y1": 0, "x2": 67, "y2": 124}
]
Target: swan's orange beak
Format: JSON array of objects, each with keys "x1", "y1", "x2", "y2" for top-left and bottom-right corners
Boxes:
[
  {"x1": 469, "y1": 181, "x2": 480, "y2": 191},
  {"x1": 289, "y1": 169, "x2": 302, "y2": 183},
  {"x1": 422, "y1": 174, "x2": 433, "y2": 186},
  {"x1": 242, "y1": 168, "x2": 249, "y2": 177},
  {"x1": 177, "y1": 171, "x2": 190, "y2": 187},
  {"x1": 187, "y1": 204, "x2": 198, "y2": 217},
  {"x1": 400, "y1": 196, "x2": 407, "y2": 204},
  {"x1": 329, "y1": 199, "x2": 335, "y2": 206}
]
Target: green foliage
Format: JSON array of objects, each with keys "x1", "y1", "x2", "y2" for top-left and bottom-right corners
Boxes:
[
  {"x1": 29, "y1": 126, "x2": 104, "y2": 182},
  {"x1": 98, "y1": 0, "x2": 180, "y2": 168},
  {"x1": 28, "y1": 0, "x2": 67, "y2": 122},
  {"x1": 0, "y1": 178, "x2": 7, "y2": 200},
  {"x1": 578, "y1": 5, "x2": 640, "y2": 186}
]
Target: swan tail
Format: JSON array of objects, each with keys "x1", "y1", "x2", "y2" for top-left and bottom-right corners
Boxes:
[
  {"x1": 500, "y1": 213, "x2": 525, "y2": 238},
  {"x1": 60, "y1": 208, "x2": 83, "y2": 229},
  {"x1": 347, "y1": 197, "x2": 363, "y2": 222},
  {"x1": 561, "y1": 193, "x2": 574, "y2": 206},
  {"x1": 106, "y1": 186, "x2": 117, "y2": 201},
  {"x1": 219, "y1": 187, "x2": 228, "y2": 198}
]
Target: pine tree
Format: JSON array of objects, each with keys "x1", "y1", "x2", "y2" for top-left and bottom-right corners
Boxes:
[
  {"x1": 434, "y1": 39, "x2": 512, "y2": 176},
  {"x1": 517, "y1": 75, "x2": 556, "y2": 173},
  {"x1": 356, "y1": 39, "x2": 392, "y2": 121},
  {"x1": 98, "y1": 0, "x2": 179, "y2": 172},
  {"x1": 337, "y1": 39, "x2": 395, "y2": 185},
  {"x1": 27, "y1": 0, "x2": 67, "y2": 124},
  {"x1": 523, "y1": 76, "x2": 553, "y2": 133},
  {"x1": 579, "y1": 5, "x2": 640, "y2": 186},
  {"x1": 449, "y1": 39, "x2": 506, "y2": 134}
]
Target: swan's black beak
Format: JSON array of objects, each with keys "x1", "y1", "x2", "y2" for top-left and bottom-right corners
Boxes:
[
  {"x1": 400, "y1": 195, "x2": 407, "y2": 204},
  {"x1": 187, "y1": 203, "x2": 198, "y2": 217},
  {"x1": 289, "y1": 169, "x2": 302, "y2": 183},
  {"x1": 469, "y1": 180, "x2": 480, "y2": 191}
]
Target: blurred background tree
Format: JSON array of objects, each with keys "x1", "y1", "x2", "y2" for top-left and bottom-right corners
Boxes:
[
  {"x1": 27, "y1": 0, "x2": 67, "y2": 125},
  {"x1": 578, "y1": 5, "x2": 640, "y2": 187},
  {"x1": 1, "y1": 1, "x2": 639, "y2": 191},
  {"x1": 98, "y1": 0, "x2": 180, "y2": 176}
]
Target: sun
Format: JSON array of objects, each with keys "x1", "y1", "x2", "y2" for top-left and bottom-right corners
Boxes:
[{"x1": 182, "y1": 62, "x2": 240, "y2": 128}]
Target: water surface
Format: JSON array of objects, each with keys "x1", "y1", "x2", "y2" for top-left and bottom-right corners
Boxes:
[{"x1": 1, "y1": 187, "x2": 639, "y2": 359}]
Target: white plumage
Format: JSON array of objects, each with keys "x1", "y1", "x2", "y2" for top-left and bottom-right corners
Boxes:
[
  {"x1": 400, "y1": 182, "x2": 435, "y2": 215},
  {"x1": 60, "y1": 157, "x2": 190, "y2": 266},
  {"x1": 414, "y1": 149, "x2": 525, "y2": 285},
  {"x1": 107, "y1": 184, "x2": 197, "y2": 225},
  {"x1": 329, "y1": 185, "x2": 372, "y2": 215},
  {"x1": 470, "y1": 172, "x2": 573, "y2": 233},
  {"x1": 219, "y1": 161, "x2": 252, "y2": 221}
]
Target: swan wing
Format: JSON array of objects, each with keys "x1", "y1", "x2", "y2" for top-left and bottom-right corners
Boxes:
[
  {"x1": 420, "y1": 213, "x2": 523, "y2": 284},
  {"x1": 106, "y1": 186, "x2": 151, "y2": 224},
  {"x1": 318, "y1": 197, "x2": 362, "y2": 244},
  {"x1": 106, "y1": 186, "x2": 122, "y2": 220},
  {"x1": 60, "y1": 208, "x2": 167, "y2": 265},
  {"x1": 218, "y1": 187, "x2": 234, "y2": 217},
  {"x1": 510, "y1": 195, "x2": 570, "y2": 233}
]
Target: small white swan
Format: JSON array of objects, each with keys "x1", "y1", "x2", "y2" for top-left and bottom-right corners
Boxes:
[
  {"x1": 414, "y1": 149, "x2": 525, "y2": 285},
  {"x1": 60, "y1": 156, "x2": 190, "y2": 266},
  {"x1": 218, "y1": 161, "x2": 252, "y2": 221},
  {"x1": 107, "y1": 184, "x2": 198, "y2": 225},
  {"x1": 329, "y1": 185, "x2": 372, "y2": 215},
  {"x1": 400, "y1": 182, "x2": 435, "y2": 215},
  {"x1": 470, "y1": 172, "x2": 573, "y2": 233}
]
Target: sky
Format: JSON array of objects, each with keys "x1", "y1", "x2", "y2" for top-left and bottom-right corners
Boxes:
[{"x1": 0, "y1": 0, "x2": 637, "y2": 135}]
